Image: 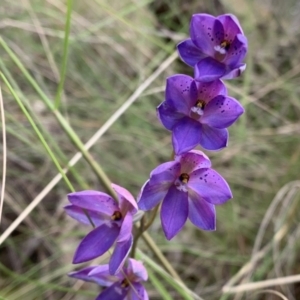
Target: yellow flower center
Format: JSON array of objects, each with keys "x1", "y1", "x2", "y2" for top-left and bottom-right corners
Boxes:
[
  {"x1": 179, "y1": 173, "x2": 190, "y2": 184},
  {"x1": 214, "y1": 40, "x2": 231, "y2": 61},
  {"x1": 220, "y1": 40, "x2": 230, "y2": 51},
  {"x1": 111, "y1": 211, "x2": 122, "y2": 221},
  {"x1": 121, "y1": 279, "x2": 130, "y2": 288},
  {"x1": 195, "y1": 100, "x2": 206, "y2": 109},
  {"x1": 190, "y1": 100, "x2": 206, "y2": 119}
]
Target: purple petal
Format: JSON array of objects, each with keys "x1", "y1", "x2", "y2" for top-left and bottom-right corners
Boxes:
[
  {"x1": 201, "y1": 95, "x2": 244, "y2": 128},
  {"x1": 177, "y1": 39, "x2": 207, "y2": 67},
  {"x1": 190, "y1": 14, "x2": 223, "y2": 55},
  {"x1": 199, "y1": 125, "x2": 228, "y2": 150},
  {"x1": 172, "y1": 117, "x2": 201, "y2": 155},
  {"x1": 109, "y1": 235, "x2": 133, "y2": 275},
  {"x1": 73, "y1": 224, "x2": 120, "y2": 263},
  {"x1": 68, "y1": 191, "x2": 118, "y2": 215},
  {"x1": 64, "y1": 204, "x2": 106, "y2": 227},
  {"x1": 96, "y1": 282, "x2": 128, "y2": 300},
  {"x1": 128, "y1": 283, "x2": 148, "y2": 300},
  {"x1": 148, "y1": 161, "x2": 181, "y2": 186},
  {"x1": 138, "y1": 180, "x2": 169, "y2": 211},
  {"x1": 225, "y1": 34, "x2": 247, "y2": 68},
  {"x1": 196, "y1": 80, "x2": 227, "y2": 102},
  {"x1": 89, "y1": 265, "x2": 122, "y2": 283},
  {"x1": 161, "y1": 185, "x2": 188, "y2": 240},
  {"x1": 188, "y1": 168, "x2": 232, "y2": 204},
  {"x1": 217, "y1": 14, "x2": 244, "y2": 40},
  {"x1": 165, "y1": 75, "x2": 197, "y2": 114},
  {"x1": 117, "y1": 213, "x2": 133, "y2": 243},
  {"x1": 222, "y1": 63, "x2": 246, "y2": 80},
  {"x1": 157, "y1": 101, "x2": 185, "y2": 130},
  {"x1": 138, "y1": 161, "x2": 181, "y2": 211},
  {"x1": 112, "y1": 184, "x2": 138, "y2": 215},
  {"x1": 188, "y1": 189, "x2": 216, "y2": 230},
  {"x1": 176, "y1": 150, "x2": 211, "y2": 174},
  {"x1": 70, "y1": 265, "x2": 117, "y2": 286},
  {"x1": 195, "y1": 57, "x2": 226, "y2": 82},
  {"x1": 127, "y1": 258, "x2": 148, "y2": 281},
  {"x1": 68, "y1": 266, "x2": 100, "y2": 283}
]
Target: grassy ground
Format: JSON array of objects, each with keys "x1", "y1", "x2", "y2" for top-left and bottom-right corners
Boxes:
[{"x1": 1, "y1": 0, "x2": 300, "y2": 299}]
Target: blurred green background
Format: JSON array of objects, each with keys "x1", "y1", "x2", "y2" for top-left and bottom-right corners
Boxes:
[{"x1": 0, "y1": 0, "x2": 300, "y2": 299}]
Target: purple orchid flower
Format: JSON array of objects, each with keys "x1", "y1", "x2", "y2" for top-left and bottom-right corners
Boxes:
[
  {"x1": 177, "y1": 13, "x2": 247, "y2": 82},
  {"x1": 138, "y1": 150, "x2": 232, "y2": 240},
  {"x1": 64, "y1": 184, "x2": 138, "y2": 275},
  {"x1": 157, "y1": 74, "x2": 244, "y2": 154},
  {"x1": 69, "y1": 258, "x2": 148, "y2": 300}
]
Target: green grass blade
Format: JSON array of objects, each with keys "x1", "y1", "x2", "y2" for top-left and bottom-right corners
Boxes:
[
  {"x1": 0, "y1": 56, "x2": 89, "y2": 189},
  {"x1": 54, "y1": 0, "x2": 74, "y2": 109},
  {"x1": 0, "y1": 72, "x2": 74, "y2": 192},
  {"x1": 137, "y1": 249, "x2": 202, "y2": 300},
  {"x1": 147, "y1": 268, "x2": 173, "y2": 300},
  {"x1": 0, "y1": 36, "x2": 117, "y2": 198}
]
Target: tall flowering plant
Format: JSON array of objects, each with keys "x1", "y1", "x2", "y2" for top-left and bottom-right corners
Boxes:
[{"x1": 66, "y1": 13, "x2": 247, "y2": 299}]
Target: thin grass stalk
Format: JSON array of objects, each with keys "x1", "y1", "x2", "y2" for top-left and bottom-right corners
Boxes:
[
  {"x1": 94, "y1": 0, "x2": 172, "y2": 53},
  {"x1": 0, "y1": 36, "x2": 117, "y2": 199},
  {"x1": 147, "y1": 268, "x2": 173, "y2": 300},
  {"x1": 0, "y1": 72, "x2": 75, "y2": 192},
  {"x1": 137, "y1": 249, "x2": 203, "y2": 300},
  {"x1": 0, "y1": 57, "x2": 89, "y2": 189},
  {"x1": 0, "y1": 86, "x2": 7, "y2": 225},
  {"x1": 54, "y1": 0, "x2": 73, "y2": 109}
]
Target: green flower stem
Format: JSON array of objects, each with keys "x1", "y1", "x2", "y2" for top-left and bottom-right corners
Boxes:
[
  {"x1": 54, "y1": 0, "x2": 73, "y2": 109},
  {"x1": 131, "y1": 216, "x2": 145, "y2": 258},
  {"x1": 143, "y1": 204, "x2": 160, "y2": 232},
  {"x1": 131, "y1": 204, "x2": 159, "y2": 257}
]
